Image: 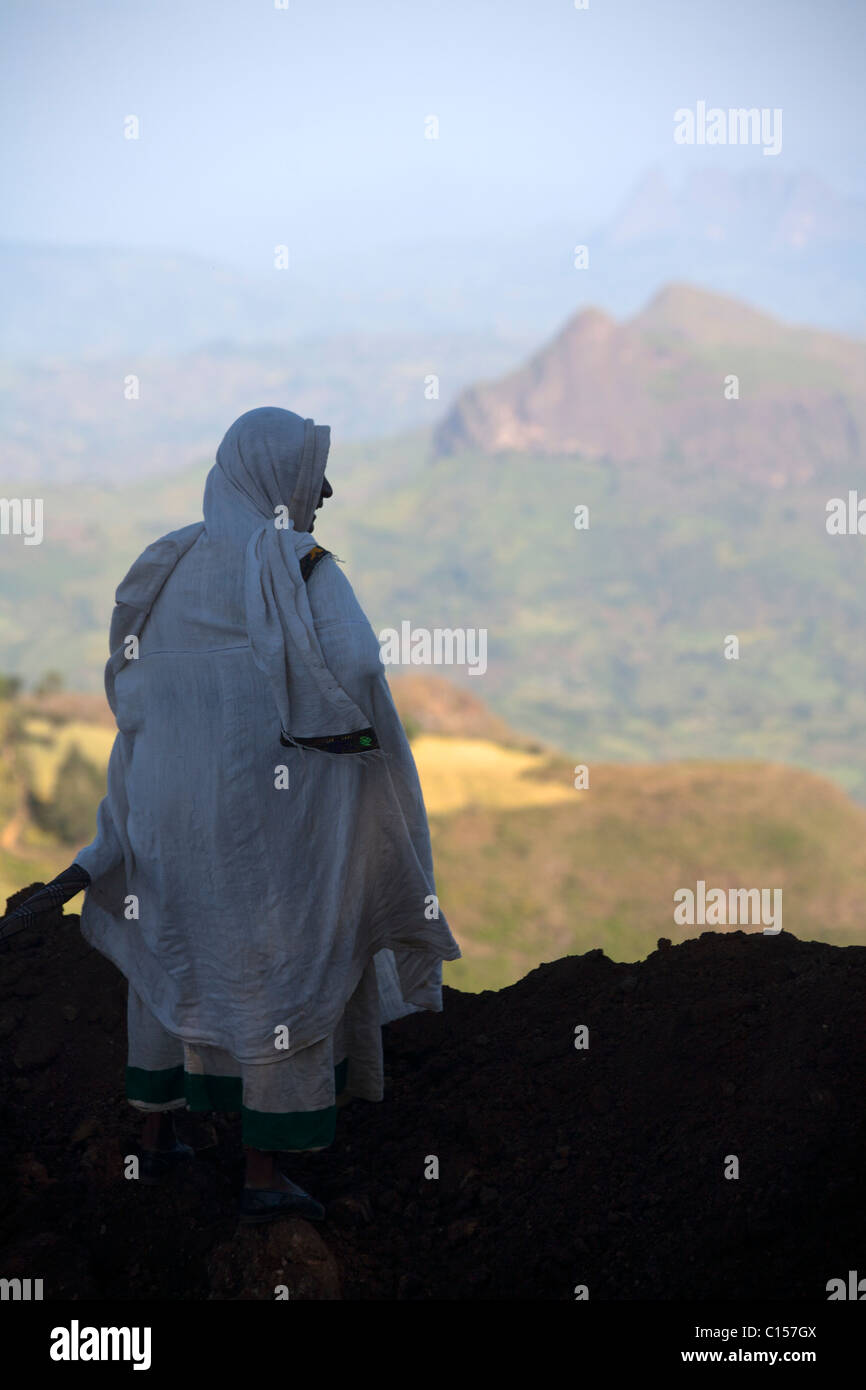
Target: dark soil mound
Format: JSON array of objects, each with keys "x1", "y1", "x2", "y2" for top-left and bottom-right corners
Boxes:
[{"x1": 2, "y1": 884, "x2": 865, "y2": 1300}]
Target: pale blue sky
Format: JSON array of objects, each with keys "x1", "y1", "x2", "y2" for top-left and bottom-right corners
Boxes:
[{"x1": 1, "y1": 0, "x2": 864, "y2": 273}]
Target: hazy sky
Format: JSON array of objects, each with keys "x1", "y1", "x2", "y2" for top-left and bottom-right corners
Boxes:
[{"x1": 1, "y1": 0, "x2": 864, "y2": 273}]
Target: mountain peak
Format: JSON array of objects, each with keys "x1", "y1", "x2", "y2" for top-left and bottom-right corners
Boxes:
[
  {"x1": 432, "y1": 284, "x2": 866, "y2": 476},
  {"x1": 636, "y1": 282, "x2": 776, "y2": 338}
]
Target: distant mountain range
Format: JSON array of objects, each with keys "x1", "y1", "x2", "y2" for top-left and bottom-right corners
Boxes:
[
  {"x1": 0, "y1": 333, "x2": 530, "y2": 484},
  {"x1": 1, "y1": 166, "x2": 865, "y2": 483},
  {"x1": 586, "y1": 165, "x2": 866, "y2": 337},
  {"x1": 606, "y1": 165, "x2": 866, "y2": 252},
  {"x1": 3, "y1": 167, "x2": 865, "y2": 359},
  {"x1": 434, "y1": 283, "x2": 866, "y2": 484}
]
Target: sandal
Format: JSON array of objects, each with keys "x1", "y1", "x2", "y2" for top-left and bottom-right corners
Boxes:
[
  {"x1": 138, "y1": 1138, "x2": 195, "y2": 1186},
  {"x1": 238, "y1": 1176, "x2": 325, "y2": 1224}
]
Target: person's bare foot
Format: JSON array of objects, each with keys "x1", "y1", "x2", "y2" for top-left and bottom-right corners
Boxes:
[
  {"x1": 142, "y1": 1111, "x2": 178, "y2": 1152},
  {"x1": 244, "y1": 1147, "x2": 306, "y2": 1190},
  {"x1": 244, "y1": 1147, "x2": 280, "y2": 1189}
]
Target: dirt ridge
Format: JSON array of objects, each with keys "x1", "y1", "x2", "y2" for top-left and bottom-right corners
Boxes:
[{"x1": 1, "y1": 882, "x2": 864, "y2": 1300}]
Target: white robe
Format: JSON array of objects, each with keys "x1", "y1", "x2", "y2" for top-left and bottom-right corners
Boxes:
[{"x1": 76, "y1": 408, "x2": 460, "y2": 1065}]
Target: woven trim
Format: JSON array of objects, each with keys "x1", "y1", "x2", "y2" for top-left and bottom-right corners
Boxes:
[
  {"x1": 299, "y1": 545, "x2": 330, "y2": 582},
  {"x1": 279, "y1": 726, "x2": 380, "y2": 754}
]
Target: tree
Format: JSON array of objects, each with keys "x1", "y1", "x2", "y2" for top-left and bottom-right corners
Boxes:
[
  {"x1": 29, "y1": 742, "x2": 103, "y2": 845},
  {"x1": 34, "y1": 671, "x2": 65, "y2": 696}
]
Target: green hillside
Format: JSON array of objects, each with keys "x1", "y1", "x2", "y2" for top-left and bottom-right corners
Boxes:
[
  {"x1": 2, "y1": 287, "x2": 865, "y2": 800},
  {"x1": 2, "y1": 430, "x2": 866, "y2": 797},
  {"x1": 2, "y1": 695, "x2": 866, "y2": 993},
  {"x1": 3, "y1": 436, "x2": 866, "y2": 798}
]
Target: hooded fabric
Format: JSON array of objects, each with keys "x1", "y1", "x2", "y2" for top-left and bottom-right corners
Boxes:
[
  {"x1": 206, "y1": 406, "x2": 372, "y2": 746},
  {"x1": 76, "y1": 407, "x2": 460, "y2": 1063}
]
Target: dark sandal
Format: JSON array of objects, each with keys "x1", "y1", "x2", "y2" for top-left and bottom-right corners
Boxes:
[
  {"x1": 238, "y1": 1177, "x2": 325, "y2": 1224},
  {"x1": 138, "y1": 1138, "x2": 195, "y2": 1186}
]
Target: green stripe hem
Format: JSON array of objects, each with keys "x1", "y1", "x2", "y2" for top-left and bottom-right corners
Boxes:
[
  {"x1": 241, "y1": 1102, "x2": 336, "y2": 1151},
  {"x1": 126, "y1": 1057, "x2": 350, "y2": 1152},
  {"x1": 126, "y1": 1064, "x2": 185, "y2": 1104}
]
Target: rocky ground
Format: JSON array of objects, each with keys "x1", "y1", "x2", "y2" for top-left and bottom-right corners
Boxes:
[{"x1": 1, "y1": 882, "x2": 865, "y2": 1300}]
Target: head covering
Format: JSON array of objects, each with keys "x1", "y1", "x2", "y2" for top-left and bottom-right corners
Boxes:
[
  {"x1": 207, "y1": 407, "x2": 374, "y2": 746},
  {"x1": 203, "y1": 406, "x2": 330, "y2": 538},
  {"x1": 106, "y1": 407, "x2": 373, "y2": 750}
]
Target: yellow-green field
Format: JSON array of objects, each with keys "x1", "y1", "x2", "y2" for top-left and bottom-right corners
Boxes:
[{"x1": 411, "y1": 735, "x2": 574, "y2": 814}]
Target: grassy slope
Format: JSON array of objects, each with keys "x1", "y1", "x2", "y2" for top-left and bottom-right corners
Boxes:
[
  {"x1": 3, "y1": 707, "x2": 865, "y2": 993},
  {"x1": 426, "y1": 748, "x2": 866, "y2": 989}
]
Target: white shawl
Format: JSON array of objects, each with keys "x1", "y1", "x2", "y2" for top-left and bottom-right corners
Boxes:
[{"x1": 76, "y1": 408, "x2": 460, "y2": 1061}]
